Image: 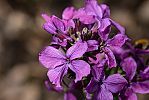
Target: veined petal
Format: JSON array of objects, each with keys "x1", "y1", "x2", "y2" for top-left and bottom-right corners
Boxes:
[
  {"x1": 47, "y1": 64, "x2": 68, "y2": 87},
  {"x1": 73, "y1": 8, "x2": 96, "y2": 24},
  {"x1": 104, "y1": 47, "x2": 117, "y2": 68},
  {"x1": 69, "y1": 60, "x2": 90, "y2": 82},
  {"x1": 96, "y1": 85, "x2": 113, "y2": 100},
  {"x1": 98, "y1": 18, "x2": 111, "y2": 41},
  {"x1": 107, "y1": 34, "x2": 128, "y2": 48},
  {"x1": 43, "y1": 21, "x2": 57, "y2": 34},
  {"x1": 66, "y1": 41, "x2": 88, "y2": 60},
  {"x1": 87, "y1": 40, "x2": 99, "y2": 52},
  {"x1": 63, "y1": 19, "x2": 75, "y2": 29},
  {"x1": 100, "y1": 4, "x2": 110, "y2": 18},
  {"x1": 132, "y1": 81, "x2": 149, "y2": 94},
  {"x1": 104, "y1": 74, "x2": 127, "y2": 93},
  {"x1": 62, "y1": 7, "x2": 75, "y2": 20},
  {"x1": 51, "y1": 15, "x2": 65, "y2": 33},
  {"x1": 64, "y1": 92, "x2": 77, "y2": 100},
  {"x1": 86, "y1": 78, "x2": 99, "y2": 93},
  {"x1": 92, "y1": 64, "x2": 105, "y2": 81},
  {"x1": 39, "y1": 46, "x2": 66, "y2": 69},
  {"x1": 42, "y1": 15, "x2": 66, "y2": 34},
  {"x1": 121, "y1": 57, "x2": 137, "y2": 81},
  {"x1": 85, "y1": 0, "x2": 103, "y2": 18}
]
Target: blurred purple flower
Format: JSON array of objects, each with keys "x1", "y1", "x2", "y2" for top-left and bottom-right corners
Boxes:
[
  {"x1": 86, "y1": 74, "x2": 127, "y2": 100},
  {"x1": 119, "y1": 57, "x2": 149, "y2": 100}
]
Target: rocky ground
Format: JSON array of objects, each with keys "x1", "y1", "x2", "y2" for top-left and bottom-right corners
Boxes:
[{"x1": 0, "y1": 0, "x2": 149, "y2": 100}]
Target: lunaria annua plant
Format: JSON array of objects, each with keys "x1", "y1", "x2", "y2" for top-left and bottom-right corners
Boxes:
[{"x1": 39, "y1": 0, "x2": 149, "y2": 100}]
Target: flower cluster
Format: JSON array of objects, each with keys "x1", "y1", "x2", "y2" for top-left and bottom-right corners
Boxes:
[{"x1": 39, "y1": 0, "x2": 149, "y2": 100}]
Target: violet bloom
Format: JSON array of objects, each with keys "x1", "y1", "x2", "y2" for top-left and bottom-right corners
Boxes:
[
  {"x1": 62, "y1": 6, "x2": 96, "y2": 25},
  {"x1": 39, "y1": 41, "x2": 90, "y2": 87},
  {"x1": 84, "y1": 0, "x2": 125, "y2": 37},
  {"x1": 42, "y1": 14, "x2": 74, "y2": 34},
  {"x1": 88, "y1": 33, "x2": 128, "y2": 68},
  {"x1": 120, "y1": 57, "x2": 149, "y2": 100},
  {"x1": 87, "y1": 53, "x2": 127, "y2": 100},
  {"x1": 86, "y1": 74, "x2": 127, "y2": 100},
  {"x1": 42, "y1": 14, "x2": 74, "y2": 47}
]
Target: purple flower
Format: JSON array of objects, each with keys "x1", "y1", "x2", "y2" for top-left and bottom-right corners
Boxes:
[
  {"x1": 119, "y1": 57, "x2": 149, "y2": 100},
  {"x1": 39, "y1": 41, "x2": 90, "y2": 87},
  {"x1": 86, "y1": 74, "x2": 127, "y2": 100},
  {"x1": 39, "y1": 0, "x2": 149, "y2": 99},
  {"x1": 62, "y1": 5, "x2": 96, "y2": 25},
  {"x1": 42, "y1": 14, "x2": 74, "y2": 47},
  {"x1": 88, "y1": 33, "x2": 128, "y2": 68},
  {"x1": 42, "y1": 14, "x2": 66, "y2": 34},
  {"x1": 84, "y1": 0, "x2": 125, "y2": 36}
]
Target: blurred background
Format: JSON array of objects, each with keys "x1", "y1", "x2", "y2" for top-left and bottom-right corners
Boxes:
[{"x1": 0, "y1": 0, "x2": 149, "y2": 100}]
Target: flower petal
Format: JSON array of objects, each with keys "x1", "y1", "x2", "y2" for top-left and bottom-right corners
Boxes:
[
  {"x1": 47, "y1": 64, "x2": 68, "y2": 87},
  {"x1": 100, "y1": 4, "x2": 110, "y2": 18},
  {"x1": 132, "y1": 81, "x2": 149, "y2": 94},
  {"x1": 51, "y1": 16, "x2": 65, "y2": 33},
  {"x1": 135, "y1": 49, "x2": 149, "y2": 55},
  {"x1": 42, "y1": 15, "x2": 66, "y2": 34},
  {"x1": 121, "y1": 57, "x2": 137, "y2": 81},
  {"x1": 69, "y1": 60, "x2": 90, "y2": 82},
  {"x1": 89, "y1": 53, "x2": 106, "y2": 64},
  {"x1": 85, "y1": 0, "x2": 103, "y2": 18},
  {"x1": 127, "y1": 93, "x2": 137, "y2": 100},
  {"x1": 73, "y1": 8, "x2": 96, "y2": 24},
  {"x1": 43, "y1": 21, "x2": 57, "y2": 34},
  {"x1": 63, "y1": 19, "x2": 75, "y2": 29},
  {"x1": 51, "y1": 36, "x2": 68, "y2": 47},
  {"x1": 98, "y1": 18, "x2": 111, "y2": 41},
  {"x1": 39, "y1": 46, "x2": 66, "y2": 69},
  {"x1": 107, "y1": 34, "x2": 128, "y2": 47},
  {"x1": 104, "y1": 47, "x2": 117, "y2": 68},
  {"x1": 96, "y1": 85, "x2": 113, "y2": 100},
  {"x1": 42, "y1": 14, "x2": 51, "y2": 21},
  {"x1": 104, "y1": 74, "x2": 127, "y2": 93},
  {"x1": 92, "y1": 64, "x2": 105, "y2": 81},
  {"x1": 62, "y1": 7, "x2": 75, "y2": 20},
  {"x1": 140, "y1": 66, "x2": 149, "y2": 80},
  {"x1": 87, "y1": 40, "x2": 99, "y2": 52},
  {"x1": 110, "y1": 19, "x2": 125, "y2": 34},
  {"x1": 124, "y1": 87, "x2": 137, "y2": 100},
  {"x1": 66, "y1": 41, "x2": 88, "y2": 60},
  {"x1": 64, "y1": 92, "x2": 77, "y2": 100},
  {"x1": 86, "y1": 78, "x2": 99, "y2": 93}
]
